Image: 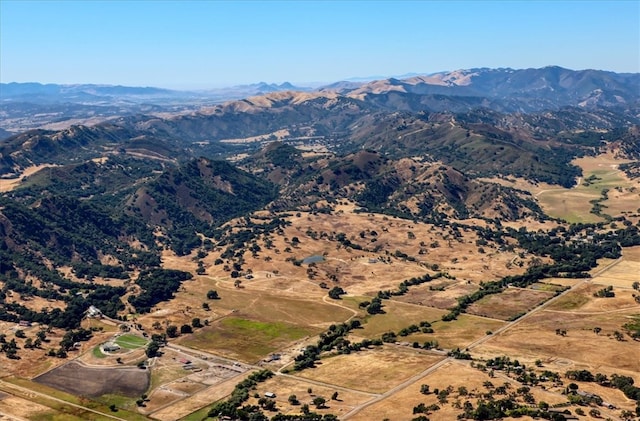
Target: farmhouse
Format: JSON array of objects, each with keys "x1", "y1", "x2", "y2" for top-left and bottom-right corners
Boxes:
[{"x1": 87, "y1": 305, "x2": 103, "y2": 318}]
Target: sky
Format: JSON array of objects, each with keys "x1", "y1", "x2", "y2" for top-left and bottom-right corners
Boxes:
[{"x1": 1, "y1": 0, "x2": 638, "y2": 89}]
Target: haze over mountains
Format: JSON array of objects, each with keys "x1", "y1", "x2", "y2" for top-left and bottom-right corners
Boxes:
[{"x1": 1, "y1": 66, "x2": 638, "y2": 136}]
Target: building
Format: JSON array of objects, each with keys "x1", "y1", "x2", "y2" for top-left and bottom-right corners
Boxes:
[
  {"x1": 103, "y1": 342, "x2": 120, "y2": 352},
  {"x1": 87, "y1": 306, "x2": 103, "y2": 318},
  {"x1": 264, "y1": 392, "x2": 276, "y2": 398}
]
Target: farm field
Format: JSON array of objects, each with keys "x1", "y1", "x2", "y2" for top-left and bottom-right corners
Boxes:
[
  {"x1": 393, "y1": 279, "x2": 480, "y2": 309},
  {"x1": 243, "y1": 374, "x2": 374, "y2": 419},
  {"x1": 35, "y1": 361, "x2": 150, "y2": 398},
  {"x1": 465, "y1": 287, "x2": 555, "y2": 320},
  {"x1": 295, "y1": 347, "x2": 445, "y2": 394},
  {"x1": 177, "y1": 316, "x2": 318, "y2": 363},
  {"x1": 348, "y1": 360, "x2": 624, "y2": 421},
  {"x1": 354, "y1": 299, "x2": 447, "y2": 339}
]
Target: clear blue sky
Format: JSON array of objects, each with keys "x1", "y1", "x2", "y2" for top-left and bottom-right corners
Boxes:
[{"x1": 1, "y1": 0, "x2": 638, "y2": 88}]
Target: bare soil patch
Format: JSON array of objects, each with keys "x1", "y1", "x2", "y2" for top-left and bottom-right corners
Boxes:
[{"x1": 35, "y1": 361, "x2": 149, "y2": 398}]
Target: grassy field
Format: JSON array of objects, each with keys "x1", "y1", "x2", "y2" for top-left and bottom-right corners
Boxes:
[
  {"x1": 92, "y1": 346, "x2": 106, "y2": 358},
  {"x1": 354, "y1": 300, "x2": 446, "y2": 340},
  {"x1": 178, "y1": 317, "x2": 317, "y2": 362},
  {"x1": 115, "y1": 334, "x2": 148, "y2": 350}
]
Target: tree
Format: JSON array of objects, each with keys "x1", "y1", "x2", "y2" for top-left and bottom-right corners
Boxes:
[
  {"x1": 331, "y1": 391, "x2": 339, "y2": 400},
  {"x1": 202, "y1": 302, "x2": 210, "y2": 311},
  {"x1": 192, "y1": 318, "x2": 202, "y2": 328},
  {"x1": 621, "y1": 410, "x2": 635, "y2": 420},
  {"x1": 263, "y1": 399, "x2": 276, "y2": 411},
  {"x1": 206, "y1": 290, "x2": 219, "y2": 299},
  {"x1": 593, "y1": 326, "x2": 602, "y2": 335},
  {"x1": 146, "y1": 342, "x2": 160, "y2": 358},
  {"x1": 328, "y1": 286, "x2": 346, "y2": 300},
  {"x1": 180, "y1": 324, "x2": 193, "y2": 334},
  {"x1": 312, "y1": 396, "x2": 326, "y2": 408},
  {"x1": 15, "y1": 330, "x2": 26, "y2": 339},
  {"x1": 288, "y1": 394, "x2": 299, "y2": 405},
  {"x1": 420, "y1": 384, "x2": 430, "y2": 395},
  {"x1": 632, "y1": 281, "x2": 639, "y2": 291},
  {"x1": 166, "y1": 325, "x2": 179, "y2": 338}
]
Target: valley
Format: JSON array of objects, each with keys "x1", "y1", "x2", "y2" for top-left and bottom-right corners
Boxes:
[{"x1": 0, "y1": 66, "x2": 639, "y2": 421}]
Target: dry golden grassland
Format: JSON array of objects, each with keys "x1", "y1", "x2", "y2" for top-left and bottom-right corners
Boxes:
[
  {"x1": 4, "y1": 176, "x2": 639, "y2": 420},
  {"x1": 349, "y1": 359, "x2": 626, "y2": 421},
  {"x1": 245, "y1": 375, "x2": 373, "y2": 419},
  {"x1": 393, "y1": 279, "x2": 480, "y2": 309},
  {"x1": 483, "y1": 152, "x2": 640, "y2": 224},
  {"x1": 475, "y1": 293, "x2": 640, "y2": 373},
  {"x1": 152, "y1": 372, "x2": 253, "y2": 421},
  {"x1": 354, "y1": 299, "x2": 446, "y2": 339},
  {"x1": 465, "y1": 287, "x2": 555, "y2": 320},
  {"x1": 0, "y1": 393, "x2": 55, "y2": 420},
  {"x1": 295, "y1": 347, "x2": 445, "y2": 394}
]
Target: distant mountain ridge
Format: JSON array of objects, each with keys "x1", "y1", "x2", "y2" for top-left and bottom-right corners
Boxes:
[
  {"x1": 333, "y1": 66, "x2": 640, "y2": 112},
  {"x1": 0, "y1": 82, "x2": 181, "y2": 102}
]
